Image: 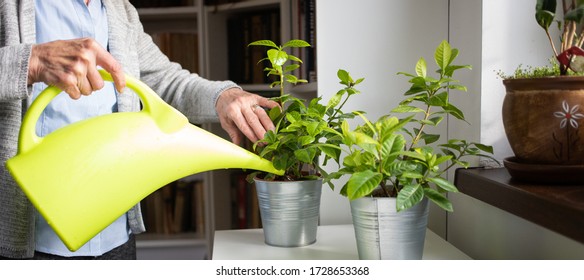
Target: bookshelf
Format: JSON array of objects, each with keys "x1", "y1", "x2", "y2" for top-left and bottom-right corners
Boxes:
[
  {"x1": 133, "y1": 0, "x2": 317, "y2": 259},
  {"x1": 133, "y1": 0, "x2": 211, "y2": 260},
  {"x1": 202, "y1": 1, "x2": 317, "y2": 256}
]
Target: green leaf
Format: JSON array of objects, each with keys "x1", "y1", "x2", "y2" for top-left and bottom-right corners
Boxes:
[
  {"x1": 318, "y1": 144, "x2": 341, "y2": 163},
  {"x1": 564, "y1": 6, "x2": 584, "y2": 24},
  {"x1": 347, "y1": 170, "x2": 383, "y2": 200},
  {"x1": 391, "y1": 105, "x2": 425, "y2": 113},
  {"x1": 443, "y1": 65, "x2": 471, "y2": 77},
  {"x1": 354, "y1": 131, "x2": 378, "y2": 157},
  {"x1": 424, "y1": 187, "x2": 453, "y2": 212},
  {"x1": 427, "y1": 177, "x2": 459, "y2": 193},
  {"x1": 400, "y1": 150, "x2": 426, "y2": 162},
  {"x1": 294, "y1": 147, "x2": 317, "y2": 163},
  {"x1": 267, "y1": 49, "x2": 288, "y2": 66},
  {"x1": 284, "y1": 64, "x2": 300, "y2": 73},
  {"x1": 327, "y1": 90, "x2": 343, "y2": 109},
  {"x1": 474, "y1": 143, "x2": 494, "y2": 154},
  {"x1": 535, "y1": 0, "x2": 556, "y2": 30},
  {"x1": 282, "y1": 39, "x2": 311, "y2": 48},
  {"x1": 396, "y1": 184, "x2": 424, "y2": 212},
  {"x1": 272, "y1": 153, "x2": 288, "y2": 170},
  {"x1": 337, "y1": 69, "x2": 351, "y2": 85},
  {"x1": 285, "y1": 74, "x2": 299, "y2": 84},
  {"x1": 421, "y1": 133, "x2": 440, "y2": 145},
  {"x1": 442, "y1": 103, "x2": 466, "y2": 120},
  {"x1": 380, "y1": 133, "x2": 405, "y2": 159},
  {"x1": 288, "y1": 54, "x2": 303, "y2": 63},
  {"x1": 428, "y1": 91, "x2": 449, "y2": 106},
  {"x1": 415, "y1": 57, "x2": 427, "y2": 77},
  {"x1": 297, "y1": 135, "x2": 315, "y2": 146},
  {"x1": 435, "y1": 40, "x2": 452, "y2": 70},
  {"x1": 248, "y1": 40, "x2": 278, "y2": 48}
]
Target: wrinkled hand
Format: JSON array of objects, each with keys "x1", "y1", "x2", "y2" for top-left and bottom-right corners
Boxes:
[
  {"x1": 28, "y1": 38, "x2": 125, "y2": 99},
  {"x1": 215, "y1": 88, "x2": 279, "y2": 145}
]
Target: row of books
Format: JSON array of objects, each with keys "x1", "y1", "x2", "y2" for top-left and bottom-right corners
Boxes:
[
  {"x1": 141, "y1": 180, "x2": 205, "y2": 234},
  {"x1": 293, "y1": 0, "x2": 317, "y2": 83}
]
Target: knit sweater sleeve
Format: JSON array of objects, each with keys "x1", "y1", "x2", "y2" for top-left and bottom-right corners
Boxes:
[{"x1": 0, "y1": 44, "x2": 33, "y2": 101}]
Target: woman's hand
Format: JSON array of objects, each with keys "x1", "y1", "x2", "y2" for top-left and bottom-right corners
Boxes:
[
  {"x1": 215, "y1": 88, "x2": 279, "y2": 145},
  {"x1": 28, "y1": 38, "x2": 125, "y2": 99}
]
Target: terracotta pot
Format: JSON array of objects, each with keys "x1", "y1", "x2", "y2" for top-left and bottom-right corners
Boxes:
[{"x1": 502, "y1": 76, "x2": 584, "y2": 165}]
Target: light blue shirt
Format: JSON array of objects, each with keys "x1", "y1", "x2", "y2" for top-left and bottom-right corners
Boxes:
[{"x1": 33, "y1": 0, "x2": 130, "y2": 257}]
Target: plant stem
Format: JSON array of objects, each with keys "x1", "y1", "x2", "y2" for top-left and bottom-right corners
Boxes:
[
  {"x1": 327, "y1": 90, "x2": 351, "y2": 126},
  {"x1": 576, "y1": 29, "x2": 584, "y2": 48},
  {"x1": 546, "y1": 30, "x2": 560, "y2": 57},
  {"x1": 409, "y1": 104, "x2": 431, "y2": 150},
  {"x1": 567, "y1": 21, "x2": 576, "y2": 50}
]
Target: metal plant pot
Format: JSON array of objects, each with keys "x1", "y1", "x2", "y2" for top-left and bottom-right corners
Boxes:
[
  {"x1": 350, "y1": 195, "x2": 429, "y2": 260},
  {"x1": 254, "y1": 178, "x2": 322, "y2": 247}
]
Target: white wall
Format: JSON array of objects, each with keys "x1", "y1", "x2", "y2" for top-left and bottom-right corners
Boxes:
[
  {"x1": 317, "y1": 0, "x2": 584, "y2": 259},
  {"x1": 316, "y1": 0, "x2": 449, "y2": 233}
]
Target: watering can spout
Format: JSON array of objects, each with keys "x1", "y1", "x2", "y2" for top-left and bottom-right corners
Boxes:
[{"x1": 6, "y1": 70, "x2": 282, "y2": 251}]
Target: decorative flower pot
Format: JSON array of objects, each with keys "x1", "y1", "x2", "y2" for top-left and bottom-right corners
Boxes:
[
  {"x1": 253, "y1": 178, "x2": 322, "y2": 247},
  {"x1": 350, "y1": 193, "x2": 429, "y2": 260},
  {"x1": 502, "y1": 77, "x2": 584, "y2": 183}
]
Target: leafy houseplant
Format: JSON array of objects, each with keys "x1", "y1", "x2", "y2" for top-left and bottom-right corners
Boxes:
[
  {"x1": 323, "y1": 40, "x2": 495, "y2": 260},
  {"x1": 500, "y1": 0, "x2": 584, "y2": 184},
  {"x1": 245, "y1": 39, "x2": 359, "y2": 247},
  {"x1": 327, "y1": 40, "x2": 495, "y2": 212},
  {"x1": 247, "y1": 39, "x2": 359, "y2": 181}
]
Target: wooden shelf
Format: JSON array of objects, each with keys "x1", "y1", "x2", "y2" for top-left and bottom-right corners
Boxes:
[
  {"x1": 137, "y1": 7, "x2": 199, "y2": 34},
  {"x1": 454, "y1": 167, "x2": 584, "y2": 244},
  {"x1": 137, "y1": 6, "x2": 199, "y2": 20}
]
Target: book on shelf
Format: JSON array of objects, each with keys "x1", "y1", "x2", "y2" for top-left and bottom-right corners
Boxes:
[
  {"x1": 141, "y1": 179, "x2": 205, "y2": 235},
  {"x1": 292, "y1": 0, "x2": 317, "y2": 83}
]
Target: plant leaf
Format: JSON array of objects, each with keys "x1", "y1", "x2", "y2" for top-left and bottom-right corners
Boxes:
[
  {"x1": 282, "y1": 39, "x2": 311, "y2": 48},
  {"x1": 424, "y1": 187, "x2": 454, "y2": 212},
  {"x1": 435, "y1": 40, "x2": 452, "y2": 70},
  {"x1": 248, "y1": 40, "x2": 278, "y2": 48},
  {"x1": 427, "y1": 177, "x2": 459, "y2": 193},
  {"x1": 347, "y1": 170, "x2": 383, "y2": 200},
  {"x1": 396, "y1": 184, "x2": 424, "y2": 212},
  {"x1": 415, "y1": 57, "x2": 427, "y2": 77},
  {"x1": 267, "y1": 49, "x2": 288, "y2": 66}
]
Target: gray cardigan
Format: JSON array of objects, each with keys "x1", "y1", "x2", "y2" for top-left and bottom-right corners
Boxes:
[{"x1": 0, "y1": 0, "x2": 238, "y2": 258}]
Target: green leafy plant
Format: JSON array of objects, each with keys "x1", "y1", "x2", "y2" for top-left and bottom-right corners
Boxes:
[
  {"x1": 325, "y1": 40, "x2": 497, "y2": 212},
  {"x1": 247, "y1": 39, "x2": 360, "y2": 181}
]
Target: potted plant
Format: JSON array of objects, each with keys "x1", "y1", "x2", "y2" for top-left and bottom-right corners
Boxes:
[
  {"x1": 325, "y1": 40, "x2": 496, "y2": 259},
  {"x1": 499, "y1": 0, "x2": 584, "y2": 184},
  {"x1": 246, "y1": 39, "x2": 359, "y2": 247}
]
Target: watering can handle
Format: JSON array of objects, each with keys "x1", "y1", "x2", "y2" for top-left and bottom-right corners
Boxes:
[{"x1": 19, "y1": 70, "x2": 187, "y2": 154}]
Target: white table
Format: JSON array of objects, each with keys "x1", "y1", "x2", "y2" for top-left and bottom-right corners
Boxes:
[{"x1": 212, "y1": 224, "x2": 471, "y2": 260}]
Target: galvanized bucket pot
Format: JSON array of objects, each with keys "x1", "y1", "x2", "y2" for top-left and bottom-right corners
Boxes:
[
  {"x1": 254, "y1": 178, "x2": 322, "y2": 247},
  {"x1": 350, "y1": 195, "x2": 429, "y2": 259}
]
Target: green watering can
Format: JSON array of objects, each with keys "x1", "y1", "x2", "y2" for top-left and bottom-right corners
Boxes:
[{"x1": 6, "y1": 70, "x2": 282, "y2": 252}]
